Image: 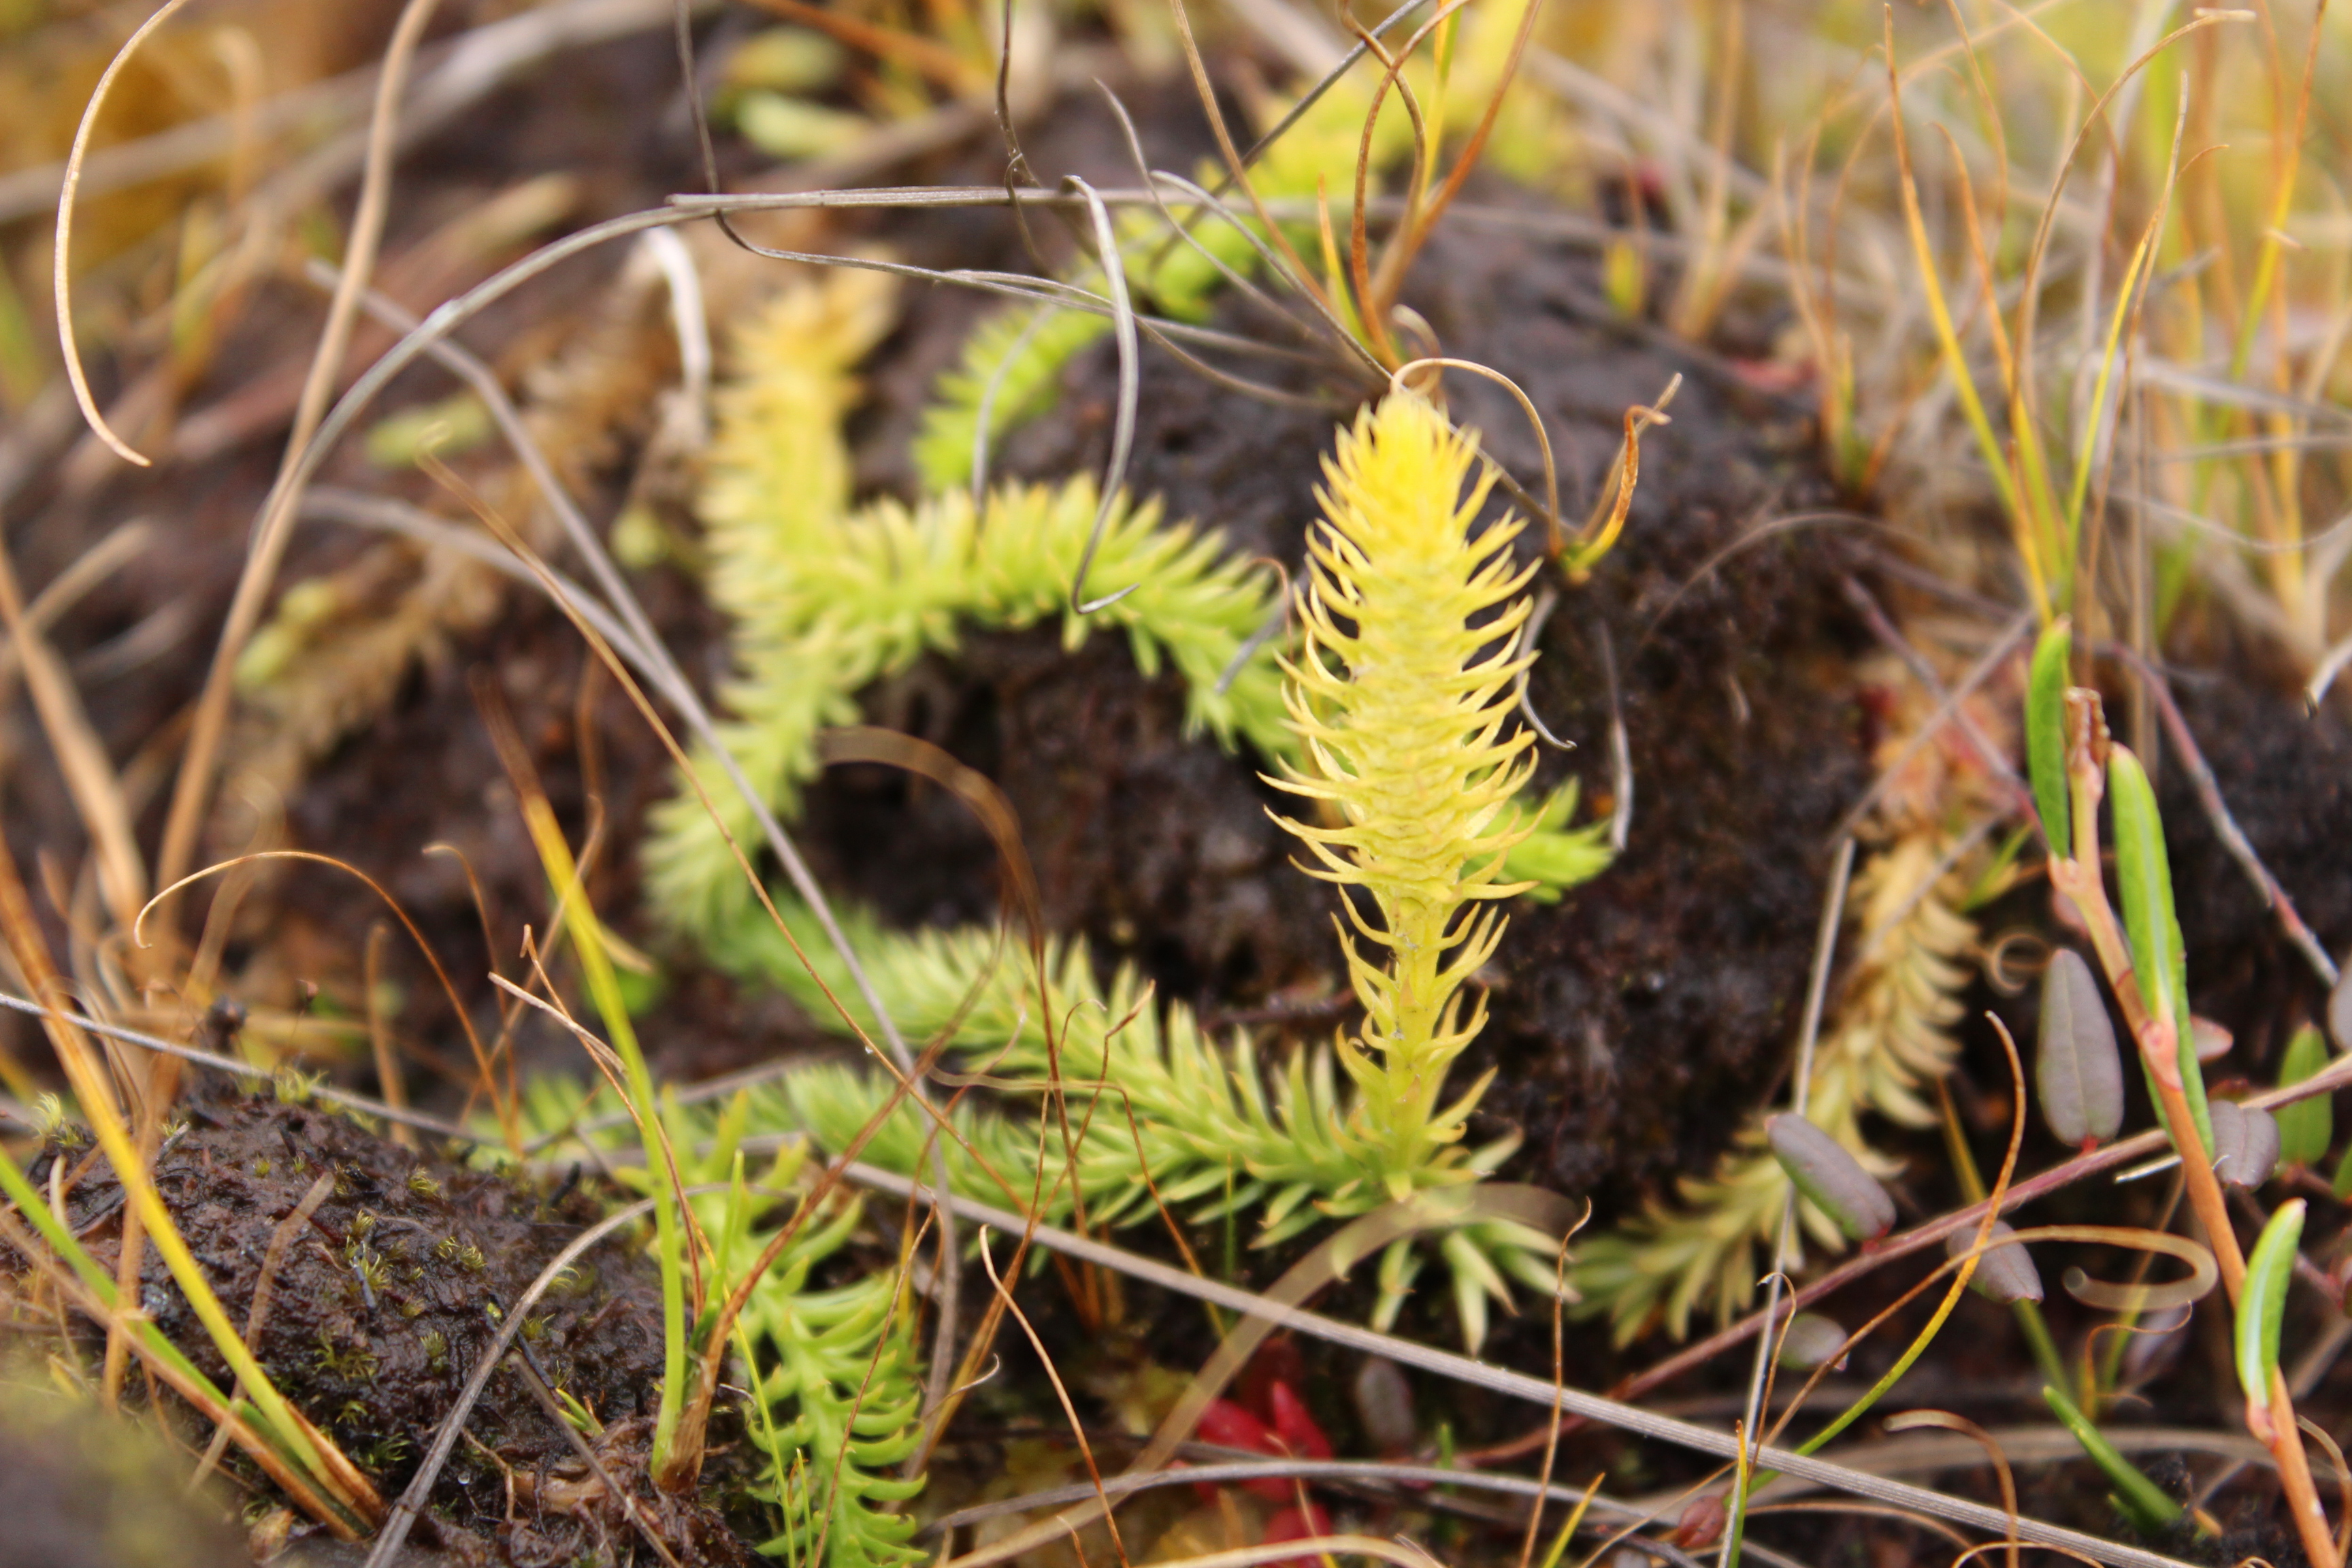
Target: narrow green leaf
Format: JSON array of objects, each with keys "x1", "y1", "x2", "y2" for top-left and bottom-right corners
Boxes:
[
  {"x1": 2276, "y1": 1026, "x2": 2334, "y2": 1168},
  {"x1": 2026, "y1": 619, "x2": 2073, "y2": 855},
  {"x1": 2108, "y1": 745, "x2": 2212, "y2": 1154},
  {"x1": 2041, "y1": 1382, "x2": 2182, "y2": 1532},
  {"x1": 2237, "y1": 1199, "x2": 2306, "y2": 1410}
]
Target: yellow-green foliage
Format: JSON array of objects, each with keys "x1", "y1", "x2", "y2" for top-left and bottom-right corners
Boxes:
[
  {"x1": 644, "y1": 272, "x2": 1288, "y2": 941},
  {"x1": 649, "y1": 268, "x2": 1608, "y2": 1348},
  {"x1": 512, "y1": 1082, "x2": 925, "y2": 1568},
  {"x1": 1272, "y1": 391, "x2": 1538, "y2": 1192},
  {"x1": 649, "y1": 271, "x2": 1602, "y2": 939},
  {"x1": 1571, "y1": 833, "x2": 1978, "y2": 1343},
  {"x1": 708, "y1": 902, "x2": 1369, "y2": 1240}
]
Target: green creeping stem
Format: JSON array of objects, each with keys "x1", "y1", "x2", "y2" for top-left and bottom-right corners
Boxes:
[{"x1": 2042, "y1": 1381, "x2": 2183, "y2": 1533}]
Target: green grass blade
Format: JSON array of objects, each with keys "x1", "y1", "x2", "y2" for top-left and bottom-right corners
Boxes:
[{"x1": 2026, "y1": 620, "x2": 2072, "y2": 857}]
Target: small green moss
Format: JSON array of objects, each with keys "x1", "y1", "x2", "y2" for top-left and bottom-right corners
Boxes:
[
  {"x1": 353, "y1": 1431, "x2": 412, "y2": 1473},
  {"x1": 406, "y1": 1170, "x2": 443, "y2": 1198},
  {"x1": 312, "y1": 1328, "x2": 378, "y2": 1382},
  {"x1": 272, "y1": 1068, "x2": 321, "y2": 1106}
]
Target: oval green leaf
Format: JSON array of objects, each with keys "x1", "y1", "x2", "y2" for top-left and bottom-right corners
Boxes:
[
  {"x1": 2208, "y1": 1100, "x2": 2280, "y2": 1189},
  {"x1": 1945, "y1": 1219, "x2": 2043, "y2": 1303},
  {"x1": 2276, "y1": 1025, "x2": 2334, "y2": 1168}
]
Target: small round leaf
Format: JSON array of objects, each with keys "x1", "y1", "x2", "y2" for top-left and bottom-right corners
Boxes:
[
  {"x1": 1946, "y1": 1219, "x2": 2044, "y2": 1304},
  {"x1": 1776, "y1": 1312, "x2": 1849, "y2": 1371},
  {"x1": 2208, "y1": 1100, "x2": 2281, "y2": 1189},
  {"x1": 1767, "y1": 1113, "x2": 1896, "y2": 1241},
  {"x1": 2037, "y1": 948, "x2": 2122, "y2": 1146}
]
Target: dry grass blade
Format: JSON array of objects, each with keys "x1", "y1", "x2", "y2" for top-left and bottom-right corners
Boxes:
[
  {"x1": 0, "y1": 1200, "x2": 359, "y2": 1535},
  {"x1": 0, "y1": 536, "x2": 146, "y2": 936},
  {"x1": 51, "y1": 0, "x2": 205, "y2": 468},
  {"x1": 189, "y1": 1167, "x2": 339, "y2": 1489},
  {"x1": 975, "y1": 1231, "x2": 1132, "y2": 1568},
  {"x1": 133, "y1": 851, "x2": 510, "y2": 1139},
  {"x1": 1718, "y1": 833, "x2": 1855, "y2": 1558},
  {"x1": 0, "y1": 835, "x2": 380, "y2": 1524},
  {"x1": 1881, "y1": 1413, "x2": 2020, "y2": 1568},
  {"x1": 1389, "y1": 356, "x2": 1561, "y2": 540},
  {"x1": 505, "y1": 1345, "x2": 687, "y2": 1568},
  {"x1": 0, "y1": 989, "x2": 472, "y2": 1139},
  {"x1": 0, "y1": 521, "x2": 150, "y2": 706},
  {"x1": 154, "y1": 0, "x2": 451, "y2": 920},
  {"x1": 1066, "y1": 176, "x2": 1144, "y2": 614}
]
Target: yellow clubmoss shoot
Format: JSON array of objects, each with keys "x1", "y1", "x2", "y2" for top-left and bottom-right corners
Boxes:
[{"x1": 1272, "y1": 391, "x2": 1539, "y2": 1196}]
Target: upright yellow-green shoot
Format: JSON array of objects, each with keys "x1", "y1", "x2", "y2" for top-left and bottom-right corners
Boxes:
[{"x1": 1273, "y1": 391, "x2": 1539, "y2": 1198}]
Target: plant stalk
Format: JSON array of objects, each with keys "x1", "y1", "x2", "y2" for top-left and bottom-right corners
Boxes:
[{"x1": 2056, "y1": 694, "x2": 2336, "y2": 1567}]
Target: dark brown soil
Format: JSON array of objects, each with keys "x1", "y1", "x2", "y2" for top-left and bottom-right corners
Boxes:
[
  {"x1": 4, "y1": 1077, "x2": 747, "y2": 1566},
  {"x1": 2161, "y1": 671, "x2": 2352, "y2": 1067}
]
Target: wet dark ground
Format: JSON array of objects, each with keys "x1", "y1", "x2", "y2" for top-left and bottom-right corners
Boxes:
[{"x1": 3, "y1": 1079, "x2": 749, "y2": 1565}]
